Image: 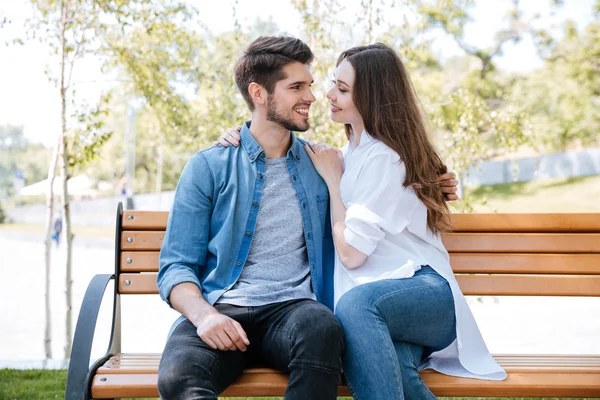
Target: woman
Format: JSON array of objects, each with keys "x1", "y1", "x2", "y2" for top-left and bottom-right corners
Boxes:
[{"x1": 218, "y1": 43, "x2": 506, "y2": 399}]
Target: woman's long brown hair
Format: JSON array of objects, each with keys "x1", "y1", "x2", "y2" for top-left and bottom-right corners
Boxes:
[{"x1": 338, "y1": 43, "x2": 451, "y2": 234}]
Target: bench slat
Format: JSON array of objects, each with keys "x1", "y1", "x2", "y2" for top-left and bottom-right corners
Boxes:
[
  {"x1": 121, "y1": 231, "x2": 600, "y2": 253},
  {"x1": 121, "y1": 232, "x2": 164, "y2": 251},
  {"x1": 449, "y1": 253, "x2": 600, "y2": 274},
  {"x1": 450, "y1": 213, "x2": 600, "y2": 232},
  {"x1": 118, "y1": 273, "x2": 600, "y2": 296},
  {"x1": 442, "y1": 233, "x2": 600, "y2": 253},
  {"x1": 91, "y1": 370, "x2": 600, "y2": 398},
  {"x1": 121, "y1": 212, "x2": 600, "y2": 232},
  {"x1": 97, "y1": 353, "x2": 600, "y2": 375},
  {"x1": 120, "y1": 251, "x2": 600, "y2": 275},
  {"x1": 121, "y1": 252, "x2": 160, "y2": 272},
  {"x1": 122, "y1": 211, "x2": 168, "y2": 230}
]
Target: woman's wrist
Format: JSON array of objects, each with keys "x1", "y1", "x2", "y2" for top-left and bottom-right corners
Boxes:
[{"x1": 327, "y1": 179, "x2": 341, "y2": 195}]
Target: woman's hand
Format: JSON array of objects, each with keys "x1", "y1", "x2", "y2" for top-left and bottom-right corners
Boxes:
[
  {"x1": 304, "y1": 141, "x2": 344, "y2": 187},
  {"x1": 214, "y1": 127, "x2": 241, "y2": 147}
]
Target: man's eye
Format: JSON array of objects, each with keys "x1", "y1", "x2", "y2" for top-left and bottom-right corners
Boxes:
[{"x1": 291, "y1": 86, "x2": 300, "y2": 90}]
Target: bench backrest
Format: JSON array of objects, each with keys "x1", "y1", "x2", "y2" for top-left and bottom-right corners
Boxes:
[{"x1": 115, "y1": 207, "x2": 600, "y2": 297}]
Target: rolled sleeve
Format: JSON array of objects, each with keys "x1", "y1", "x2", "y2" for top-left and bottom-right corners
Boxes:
[
  {"x1": 157, "y1": 152, "x2": 213, "y2": 307},
  {"x1": 157, "y1": 268, "x2": 203, "y2": 308},
  {"x1": 344, "y1": 204, "x2": 386, "y2": 256},
  {"x1": 342, "y1": 152, "x2": 418, "y2": 254}
]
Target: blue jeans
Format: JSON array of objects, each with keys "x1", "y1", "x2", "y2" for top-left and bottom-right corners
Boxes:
[{"x1": 335, "y1": 266, "x2": 456, "y2": 400}]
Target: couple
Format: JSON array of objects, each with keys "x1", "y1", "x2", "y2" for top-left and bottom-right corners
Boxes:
[{"x1": 157, "y1": 36, "x2": 506, "y2": 400}]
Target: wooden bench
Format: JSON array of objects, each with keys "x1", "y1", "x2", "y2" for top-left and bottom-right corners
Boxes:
[{"x1": 65, "y1": 203, "x2": 600, "y2": 399}]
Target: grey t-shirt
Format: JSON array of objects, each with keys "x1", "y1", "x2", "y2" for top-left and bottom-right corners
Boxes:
[{"x1": 217, "y1": 157, "x2": 316, "y2": 306}]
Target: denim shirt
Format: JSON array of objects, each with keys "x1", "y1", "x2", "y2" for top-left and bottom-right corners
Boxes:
[{"x1": 158, "y1": 121, "x2": 335, "y2": 318}]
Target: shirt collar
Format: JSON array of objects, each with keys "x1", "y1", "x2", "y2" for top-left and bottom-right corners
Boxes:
[
  {"x1": 349, "y1": 129, "x2": 375, "y2": 151},
  {"x1": 240, "y1": 120, "x2": 303, "y2": 163}
]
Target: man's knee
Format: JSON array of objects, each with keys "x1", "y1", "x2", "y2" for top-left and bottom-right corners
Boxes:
[
  {"x1": 289, "y1": 303, "x2": 344, "y2": 370},
  {"x1": 158, "y1": 348, "x2": 215, "y2": 399}
]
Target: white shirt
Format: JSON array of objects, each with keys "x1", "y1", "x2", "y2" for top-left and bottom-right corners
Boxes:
[{"x1": 334, "y1": 130, "x2": 507, "y2": 381}]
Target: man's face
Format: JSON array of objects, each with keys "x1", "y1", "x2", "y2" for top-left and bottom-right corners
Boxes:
[{"x1": 266, "y1": 62, "x2": 316, "y2": 132}]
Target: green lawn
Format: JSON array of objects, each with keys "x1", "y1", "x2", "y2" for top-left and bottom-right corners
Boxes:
[
  {"x1": 455, "y1": 174, "x2": 600, "y2": 213},
  {"x1": 0, "y1": 369, "x2": 595, "y2": 400}
]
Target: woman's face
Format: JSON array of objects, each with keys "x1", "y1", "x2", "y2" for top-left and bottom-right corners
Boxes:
[{"x1": 327, "y1": 59, "x2": 362, "y2": 129}]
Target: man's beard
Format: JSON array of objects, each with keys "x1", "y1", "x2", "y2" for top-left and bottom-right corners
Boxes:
[{"x1": 266, "y1": 96, "x2": 310, "y2": 132}]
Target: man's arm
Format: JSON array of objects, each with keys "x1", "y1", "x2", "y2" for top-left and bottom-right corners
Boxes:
[
  {"x1": 170, "y1": 282, "x2": 249, "y2": 352},
  {"x1": 158, "y1": 153, "x2": 249, "y2": 352}
]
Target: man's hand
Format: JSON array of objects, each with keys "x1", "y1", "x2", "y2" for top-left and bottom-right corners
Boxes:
[
  {"x1": 438, "y1": 171, "x2": 459, "y2": 201},
  {"x1": 214, "y1": 127, "x2": 241, "y2": 147},
  {"x1": 195, "y1": 311, "x2": 250, "y2": 352},
  {"x1": 169, "y1": 282, "x2": 250, "y2": 352}
]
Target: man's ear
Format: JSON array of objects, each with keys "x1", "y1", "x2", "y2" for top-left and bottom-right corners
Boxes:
[{"x1": 248, "y1": 82, "x2": 266, "y2": 107}]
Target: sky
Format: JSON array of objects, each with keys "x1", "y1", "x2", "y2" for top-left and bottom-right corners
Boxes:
[{"x1": 0, "y1": 0, "x2": 595, "y2": 147}]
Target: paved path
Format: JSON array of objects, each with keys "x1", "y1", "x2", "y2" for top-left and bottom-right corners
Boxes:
[{"x1": 0, "y1": 233, "x2": 599, "y2": 367}]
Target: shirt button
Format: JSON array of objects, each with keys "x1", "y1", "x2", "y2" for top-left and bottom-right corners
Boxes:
[
  {"x1": 253, "y1": 201, "x2": 258, "y2": 207},
  {"x1": 295, "y1": 155, "x2": 300, "y2": 161},
  {"x1": 236, "y1": 262, "x2": 242, "y2": 266},
  {"x1": 246, "y1": 231, "x2": 251, "y2": 237},
  {"x1": 292, "y1": 176, "x2": 297, "y2": 181},
  {"x1": 258, "y1": 173, "x2": 263, "y2": 179},
  {"x1": 250, "y1": 155, "x2": 255, "y2": 160}
]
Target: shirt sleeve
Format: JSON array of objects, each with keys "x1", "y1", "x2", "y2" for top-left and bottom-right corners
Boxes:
[
  {"x1": 157, "y1": 152, "x2": 213, "y2": 307},
  {"x1": 343, "y1": 151, "x2": 419, "y2": 256}
]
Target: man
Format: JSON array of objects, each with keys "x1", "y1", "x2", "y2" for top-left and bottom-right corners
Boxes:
[{"x1": 157, "y1": 36, "x2": 458, "y2": 400}]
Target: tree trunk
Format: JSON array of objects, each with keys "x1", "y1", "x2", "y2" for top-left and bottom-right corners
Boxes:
[
  {"x1": 43, "y1": 132, "x2": 60, "y2": 361},
  {"x1": 59, "y1": 0, "x2": 74, "y2": 360}
]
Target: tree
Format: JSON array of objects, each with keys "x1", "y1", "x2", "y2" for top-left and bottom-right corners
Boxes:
[
  {"x1": 23, "y1": 0, "x2": 200, "y2": 360},
  {"x1": 0, "y1": 125, "x2": 50, "y2": 200},
  {"x1": 509, "y1": 20, "x2": 600, "y2": 151}
]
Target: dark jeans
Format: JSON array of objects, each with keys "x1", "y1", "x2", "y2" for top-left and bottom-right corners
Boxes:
[{"x1": 157, "y1": 298, "x2": 344, "y2": 400}]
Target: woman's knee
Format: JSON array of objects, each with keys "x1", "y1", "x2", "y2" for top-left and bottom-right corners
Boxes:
[{"x1": 335, "y1": 284, "x2": 381, "y2": 326}]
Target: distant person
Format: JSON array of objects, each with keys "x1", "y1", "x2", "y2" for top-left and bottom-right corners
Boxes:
[{"x1": 52, "y1": 216, "x2": 63, "y2": 247}]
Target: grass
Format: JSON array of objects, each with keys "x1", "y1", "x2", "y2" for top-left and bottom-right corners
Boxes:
[
  {"x1": 0, "y1": 369, "x2": 595, "y2": 400},
  {"x1": 455, "y1": 174, "x2": 600, "y2": 213}
]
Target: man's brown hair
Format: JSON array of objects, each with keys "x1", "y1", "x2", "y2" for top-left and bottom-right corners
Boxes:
[{"x1": 234, "y1": 36, "x2": 314, "y2": 111}]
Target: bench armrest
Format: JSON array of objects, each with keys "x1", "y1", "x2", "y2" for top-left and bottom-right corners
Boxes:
[{"x1": 65, "y1": 273, "x2": 117, "y2": 400}]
